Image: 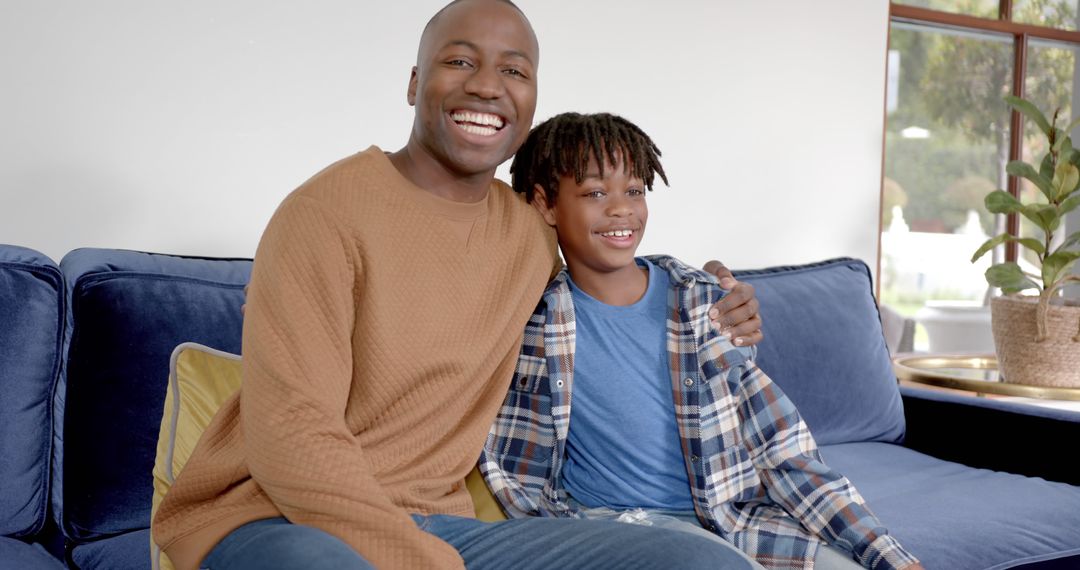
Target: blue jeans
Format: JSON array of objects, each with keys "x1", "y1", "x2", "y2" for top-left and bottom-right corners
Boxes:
[
  {"x1": 571, "y1": 503, "x2": 863, "y2": 570},
  {"x1": 201, "y1": 514, "x2": 755, "y2": 569},
  {"x1": 568, "y1": 502, "x2": 763, "y2": 569}
]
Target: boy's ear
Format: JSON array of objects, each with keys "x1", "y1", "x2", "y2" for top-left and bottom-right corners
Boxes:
[
  {"x1": 407, "y1": 66, "x2": 419, "y2": 106},
  {"x1": 531, "y1": 184, "x2": 558, "y2": 226}
]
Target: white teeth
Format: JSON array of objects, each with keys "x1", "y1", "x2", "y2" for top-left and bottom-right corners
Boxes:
[
  {"x1": 458, "y1": 123, "x2": 498, "y2": 136},
  {"x1": 600, "y1": 230, "x2": 633, "y2": 238},
  {"x1": 450, "y1": 111, "x2": 505, "y2": 129}
]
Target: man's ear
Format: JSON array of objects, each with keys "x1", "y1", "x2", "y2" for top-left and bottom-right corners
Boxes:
[
  {"x1": 531, "y1": 184, "x2": 558, "y2": 227},
  {"x1": 407, "y1": 66, "x2": 418, "y2": 106}
]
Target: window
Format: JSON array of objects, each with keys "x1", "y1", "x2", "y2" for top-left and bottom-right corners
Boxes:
[
  {"x1": 881, "y1": 1, "x2": 1080, "y2": 351},
  {"x1": 893, "y1": 0, "x2": 999, "y2": 19},
  {"x1": 1015, "y1": 0, "x2": 1080, "y2": 29}
]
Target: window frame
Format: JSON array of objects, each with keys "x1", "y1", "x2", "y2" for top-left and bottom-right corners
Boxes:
[{"x1": 885, "y1": 1, "x2": 1080, "y2": 272}]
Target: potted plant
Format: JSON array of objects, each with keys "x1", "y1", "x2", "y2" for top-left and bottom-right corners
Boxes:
[{"x1": 971, "y1": 95, "x2": 1080, "y2": 387}]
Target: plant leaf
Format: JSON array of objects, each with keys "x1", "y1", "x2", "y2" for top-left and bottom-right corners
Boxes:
[
  {"x1": 986, "y1": 262, "x2": 1039, "y2": 293},
  {"x1": 1007, "y1": 161, "x2": 1052, "y2": 199},
  {"x1": 985, "y1": 190, "x2": 1024, "y2": 214},
  {"x1": 1042, "y1": 251, "x2": 1080, "y2": 289},
  {"x1": 1051, "y1": 161, "x2": 1080, "y2": 201},
  {"x1": 971, "y1": 234, "x2": 1008, "y2": 262},
  {"x1": 1060, "y1": 194, "x2": 1080, "y2": 216},
  {"x1": 1059, "y1": 230, "x2": 1080, "y2": 252},
  {"x1": 1053, "y1": 130, "x2": 1072, "y2": 153},
  {"x1": 1021, "y1": 203, "x2": 1060, "y2": 232},
  {"x1": 1006, "y1": 95, "x2": 1053, "y2": 136},
  {"x1": 1041, "y1": 153, "x2": 1055, "y2": 181},
  {"x1": 1059, "y1": 140, "x2": 1076, "y2": 170},
  {"x1": 972, "y1": 234, "x2": 1046, "y2": 262},
  {"x1": 1015, "y1": 237, "x2": 1047, "y2": 255}
]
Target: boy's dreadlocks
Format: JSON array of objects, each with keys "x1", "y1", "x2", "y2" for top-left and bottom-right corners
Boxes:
[{"x1": 510, "y1": 112, "x2": 668, "y2": 205}]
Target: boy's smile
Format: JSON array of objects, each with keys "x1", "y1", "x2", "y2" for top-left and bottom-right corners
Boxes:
[{"x1": 596, "y1": 227, "x2": 637, "y2": 247}]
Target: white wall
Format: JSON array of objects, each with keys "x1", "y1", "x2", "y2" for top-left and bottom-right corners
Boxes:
[{"x1": 0, "y1": 1, "x2": 890, "y2": 273}]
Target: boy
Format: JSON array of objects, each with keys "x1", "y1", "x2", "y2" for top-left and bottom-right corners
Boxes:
[{"x1": 479, "y1": 112, "x2": 923, "y2": 570}]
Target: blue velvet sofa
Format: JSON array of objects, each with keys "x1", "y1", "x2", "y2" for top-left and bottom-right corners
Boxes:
[
  {"x1": 0, "y1": 245, "x2": 65, "y2": 569},
  {"x1": 2, "y1": 244, "x2": 1079, "y2": 569},
  {"x1": 1, "y1": 245, "x2": 249, "y2": 569}
]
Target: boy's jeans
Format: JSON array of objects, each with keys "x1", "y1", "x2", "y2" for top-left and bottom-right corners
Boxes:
[
  {"x1": 200, "y1": 514, "x2": 756, "y2": 569},
  {"x1": 572, "y1": 502, "x2": 863, "y2": 570}
]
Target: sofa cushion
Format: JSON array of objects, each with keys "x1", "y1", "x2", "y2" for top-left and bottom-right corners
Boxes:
[
  {"x1": 71, "y1": 529, "x2": 152, "y2": 570},
  {"x1": 734, "y1": 258, "x2": 905, "y2": 445},
  {"x1": 0, "y1": 245, "x2": 63, "y2": 539},
  {"x1": 54, "y1": 249, "x2": 251, "y2": 543},
  {"x1": 0, "y1": 536, "x2": 65, "y2": 569},
  {"x1": 820, "y1": 441, "x2": 1080, "y2": 569}
]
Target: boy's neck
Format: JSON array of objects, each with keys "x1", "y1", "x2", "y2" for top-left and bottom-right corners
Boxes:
[{"x1": 566, "y1": 260, "x2": 650, "y2": 306}]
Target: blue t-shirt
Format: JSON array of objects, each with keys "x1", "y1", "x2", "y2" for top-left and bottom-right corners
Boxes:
[{"x1": 561, "y1": 258, "x2": 694, "y2": 510}]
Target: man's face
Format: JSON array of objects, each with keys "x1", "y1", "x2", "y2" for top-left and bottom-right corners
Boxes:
[
  {"x1": 539, "y1": 154, "x2": 649, "y2": 281},
  {"x1": 408, "y1": 0, "x2": 539, "y2": 179}
]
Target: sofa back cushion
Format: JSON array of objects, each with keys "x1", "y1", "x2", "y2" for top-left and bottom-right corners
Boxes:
[
  {"x1": 55, "y1": 249, "x2": 251, "y2": 542},
  {"x1": 733, "y1": 258, "x2": 905, "y2": 445},
  {"x1": 0, "y1": 245, "x2": 63, "y2": 538}
]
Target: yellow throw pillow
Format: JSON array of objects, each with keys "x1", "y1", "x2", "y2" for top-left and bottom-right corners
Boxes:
[
  {"x1": 148, "y1": 343, "x2": 507, "y2": 570},
  {"x1": 466, "y1": 465, "x2": 507, "y2": 522},
  {"x1": 150, "y1": 343, "x2": 242, "y2": 570}
]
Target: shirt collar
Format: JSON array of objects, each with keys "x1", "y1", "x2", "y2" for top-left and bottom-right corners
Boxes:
[{"x1": 542, "y1": 255, "x2": 719, "y2": 305}]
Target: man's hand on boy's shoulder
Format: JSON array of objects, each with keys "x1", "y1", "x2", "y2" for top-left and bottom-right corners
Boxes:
[{"x1": 703, "y1": 261, "x2": 763, "y2": 347}]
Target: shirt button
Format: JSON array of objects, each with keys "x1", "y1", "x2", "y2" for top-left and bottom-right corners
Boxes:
[
  {"x1": 556, "y1": 380, "x2": 564, "y2": 387},
  {"x1": 684, "y1": 377, "x2": 694, "y2": 387},
  {"x1": 691, "y1": 455, "x2": 700, "y2": 462}
]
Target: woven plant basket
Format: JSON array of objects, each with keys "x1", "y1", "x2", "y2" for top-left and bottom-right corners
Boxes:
[{"x1": 990, "y1": 295, "x2": 1080, "y2": 388}]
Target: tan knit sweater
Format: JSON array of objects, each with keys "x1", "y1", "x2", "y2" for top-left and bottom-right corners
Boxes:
[{"x1": 152, "y1": 147, "x2": 558, "y2": 570}]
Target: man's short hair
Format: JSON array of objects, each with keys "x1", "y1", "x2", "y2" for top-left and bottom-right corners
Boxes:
[{"x1": 418, "y1": 0, "x2": 527, "y2": 64}]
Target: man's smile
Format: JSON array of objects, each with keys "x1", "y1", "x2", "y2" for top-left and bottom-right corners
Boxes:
[{"x1": 450, "y1": 110, "x2": 507, "y2": 137}]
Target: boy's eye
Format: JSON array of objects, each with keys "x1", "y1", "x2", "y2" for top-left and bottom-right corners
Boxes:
[
  {"x1": 627, "y1": 188, "x2": 645, "y2": 196},
  {"x1": 585, "y1": 190, "x2": 605, "y2": 199}
]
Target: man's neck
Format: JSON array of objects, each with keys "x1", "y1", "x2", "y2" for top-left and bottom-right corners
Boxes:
[
  {"x1": 388, "y1": 145, "x2": 495, "y2": 203},
  {"x1": 567, "y1": 262, "x2": 649, "y2": 307}
]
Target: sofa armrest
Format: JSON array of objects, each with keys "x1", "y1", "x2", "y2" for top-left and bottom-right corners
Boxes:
[{"x1": 900, "y1": 385, "x2": 1080, "y2": 486}]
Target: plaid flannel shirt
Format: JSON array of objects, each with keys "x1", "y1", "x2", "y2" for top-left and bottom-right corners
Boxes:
[{"x1": 479, "y1": 255, "x2": 918, "y2": 570}]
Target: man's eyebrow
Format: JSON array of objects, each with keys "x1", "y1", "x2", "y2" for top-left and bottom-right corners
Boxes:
[{"x1": 443, "y1": 40, "x2": 535, "y2": 65}]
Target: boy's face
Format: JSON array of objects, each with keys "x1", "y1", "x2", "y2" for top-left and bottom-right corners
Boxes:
[
  {"x1": 408, "y1": 0, "x2": 539, "y2": 179},
  {"x1": 533, "y1": 154, "x2": 648, "y2": 280}
]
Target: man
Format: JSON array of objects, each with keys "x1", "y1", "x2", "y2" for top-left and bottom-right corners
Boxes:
[{"x1": 153, "y1": 2, "x2": 762, "y2": 569}]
